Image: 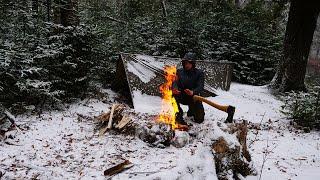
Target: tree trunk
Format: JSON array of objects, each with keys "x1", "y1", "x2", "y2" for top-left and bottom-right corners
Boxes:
[
  {"x1": 161, "y1": 0, "x2": 168, "y2": 18},
  {"x1": 53, "y1": 0, "x2": 61, "y2": 25},
  {"x1": 46, "y1": 0, "x2": 51, "y2": 22},
  {"x1": 235, "y1": 0, "x2": 241, "y2": 8},
  {"x1": 54, "y1": 0, "x2": 79, "y2": 26},
  {"x1": 271, "y1": 0, "x2": 320, "y2": 92},
  {"x1": 32, "y1": 0, "x2": 38, "y2": 18}
]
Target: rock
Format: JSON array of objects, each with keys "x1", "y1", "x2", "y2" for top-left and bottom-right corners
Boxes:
[
  {"x1": 171, "y1": 130, "x2": 190, "y2": 148},
  {"x1": 136, "y1": 123, "x2": 174, "y2": 148}
]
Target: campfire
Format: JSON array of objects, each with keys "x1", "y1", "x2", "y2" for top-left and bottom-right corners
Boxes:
[{"x1": 158, "y1": 65, "x2": 179, "y2": 130}]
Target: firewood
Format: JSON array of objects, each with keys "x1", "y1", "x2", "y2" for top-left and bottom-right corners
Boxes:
[
  {"x1": 104, "y1": 160, "x2": 133, "y2": 176},
  {"x1": 97, "y1": 104, "x2": 124, "y2": 122},
  {"x1": 98, "y1": 104, "x2": 117, "y2": 136},
  {"x1": 115, "y1": 115, "x2": 131, "y2": 129},
  {"x1": 99, "y1": 126, "x2": 109, "y2": 137},
  {"x1": 96, "y1": 112, "x2": 110, "y2": 122},
  {"x1": 107, "y1": 104, "x2": 117, "y2": 129},
  {"x1": 112, "y1": 104, "x2": 126, "y2": 123},
  {"x1": 97, "y1": 104, "x2": 131, "y2": 136}
]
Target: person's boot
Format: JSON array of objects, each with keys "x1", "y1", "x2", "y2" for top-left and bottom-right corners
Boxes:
[
  {"x1": 187, "y1": 110, "x2": 194, "y2": 117},
  {"x1": 175, "y1": 113, "x2": 187, "y2": 125},
  {"x1": 225, "y1": 106, "x2": 235, "y2": 123}
]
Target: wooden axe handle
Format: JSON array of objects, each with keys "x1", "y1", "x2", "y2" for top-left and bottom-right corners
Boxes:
[{"x1": 193, "y1": 95, "x2": 229, "y2": 112}]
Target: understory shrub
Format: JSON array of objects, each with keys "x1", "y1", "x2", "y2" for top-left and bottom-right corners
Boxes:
[{"x1": 281, "y1": 88, "x2": 320, "y2": 130}]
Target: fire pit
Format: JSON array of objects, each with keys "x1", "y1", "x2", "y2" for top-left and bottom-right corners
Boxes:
[{"x1": 97, "y1": 65, "x2": 191, "y2": 148}]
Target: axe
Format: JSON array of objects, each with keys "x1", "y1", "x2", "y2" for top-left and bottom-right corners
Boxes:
[{"x1": 193, "y1": 95, "x2": 235, "y2": 123}]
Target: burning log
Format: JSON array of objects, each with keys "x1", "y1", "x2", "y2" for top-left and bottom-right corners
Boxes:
[{"x1": 158, "y1": 65, "x2": 180, "y2": 129}]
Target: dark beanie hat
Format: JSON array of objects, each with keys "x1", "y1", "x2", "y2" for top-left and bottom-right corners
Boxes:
[{"x1": 182, "y1": 52, "x2": 196, "y2": 67}]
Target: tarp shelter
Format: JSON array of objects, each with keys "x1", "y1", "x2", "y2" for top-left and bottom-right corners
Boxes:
[{"x1": 113, "y1": 53, "x2": 234, "y2": 108}]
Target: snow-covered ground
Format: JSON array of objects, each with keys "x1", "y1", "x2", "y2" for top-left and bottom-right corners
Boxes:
[{"x1": 1, "y1": 83, "x2": 319, "y2": 180}]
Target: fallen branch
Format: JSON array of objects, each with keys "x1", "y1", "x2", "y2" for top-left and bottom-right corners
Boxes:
[{"x1": 104, "y1": 160, "x2": 133, "y2": 176}]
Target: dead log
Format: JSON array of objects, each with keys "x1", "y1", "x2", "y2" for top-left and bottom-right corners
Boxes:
[{"x1": 236, "y1": 121, "x2": 251, "y2": 161}]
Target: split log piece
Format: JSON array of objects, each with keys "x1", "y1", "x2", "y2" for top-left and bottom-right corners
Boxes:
[
  {"x1": 115, "y1": 115, "x2": 132, "y2": 129},
  {"x1": 107, "y1": 104, "x2": 117, "y2": 129},
  {"x1": 97, "y1": 112, "x2": 110, "y2": 122},
  {"x1": 99, "y1": 104, "x2": 117, "y2": 136}
]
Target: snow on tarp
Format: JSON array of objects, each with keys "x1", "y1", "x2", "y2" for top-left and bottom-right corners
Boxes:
[{"x1": 113, "y1": 53, "x2": 234, "y2": 109}]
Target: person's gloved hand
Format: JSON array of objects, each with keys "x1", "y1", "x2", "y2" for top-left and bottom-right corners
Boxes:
[
  {"x1": 184, "y1": 89, "x2": 193, "y2": 96},
  {"x1": 172, "y1": 89, "x2": 181, "y2": 95}
]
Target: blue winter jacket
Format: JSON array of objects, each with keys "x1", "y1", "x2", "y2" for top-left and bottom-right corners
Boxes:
[{"x1": 173, "y1": 68, "x2": 205, "y2": 95}]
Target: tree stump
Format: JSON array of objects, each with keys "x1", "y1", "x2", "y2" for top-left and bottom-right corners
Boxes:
[{"x1": 212, "y1": 121, "x2": 255, "y2": 180}]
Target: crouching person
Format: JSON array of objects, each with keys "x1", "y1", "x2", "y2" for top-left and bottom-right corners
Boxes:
[
  {"x1": 172, "y1": 52, "x2": 236, "y2": 125},
  {"x1": 172, "y1": 52, "x2": 205, "y2": 125}
]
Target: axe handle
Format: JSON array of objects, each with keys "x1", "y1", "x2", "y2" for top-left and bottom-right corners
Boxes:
[{"x1": 193, "y1": 95, "x2": 229, "y2": 112}]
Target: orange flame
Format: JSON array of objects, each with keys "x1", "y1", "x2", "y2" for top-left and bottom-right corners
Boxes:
[{"x1": 158, "y1": 65, "x2": 179, "y2": 129}]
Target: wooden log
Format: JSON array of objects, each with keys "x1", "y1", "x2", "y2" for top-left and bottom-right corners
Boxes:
[
  {"x1": 107, "y1": 104, "x2": 117, "y2": 129},
  {"x1": 99, "y1": 126, "x2": 109, "y2": 137},
  {"x1": 115, "y1": 115, "x2": 131, "y2": 129},
  {"x1": 99, "y1": 104, "x2": 117, "y2": 136},
  {"x1": 112, "y1": 104, "x2": 126, "y2": 123},
  {"x1": 96, "y1": 112, "x2": 110, "y2": 122}
]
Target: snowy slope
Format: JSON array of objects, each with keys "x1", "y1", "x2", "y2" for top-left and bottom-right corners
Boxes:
[{"x1": 1, "y1": 83, "x2": 319, "y2": 180}]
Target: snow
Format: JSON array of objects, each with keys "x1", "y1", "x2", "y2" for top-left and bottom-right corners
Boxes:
[
  {"x1": 127, "y1": 61, "x2": 156, "y2": 83},
  {"x1": 1, "y1": 83, "x2": 320, "y2": 180},
  {"x1": 209, "y1": 83, "x2": 284, "y2": 123},
  {"x1": 132, "y1": 90, "x2": 162, "y2": 114},
  {"x1": 126, "y1": 54, "x2": 169, "y2": 83},
  {"x1": 126, "y1": 54, "x2": 164, "y2": 83}
]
